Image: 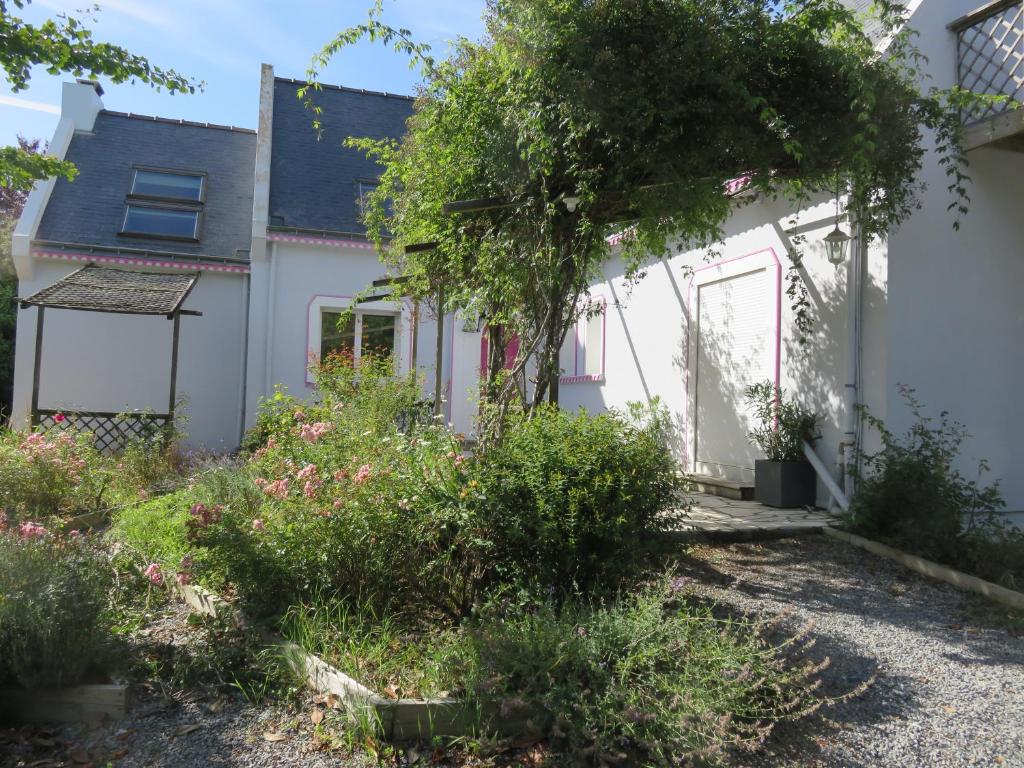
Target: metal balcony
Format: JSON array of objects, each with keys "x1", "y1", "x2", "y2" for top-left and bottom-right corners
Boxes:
[{"x1": 950, "y1": 0, "x2": 1024, "y2": 150}]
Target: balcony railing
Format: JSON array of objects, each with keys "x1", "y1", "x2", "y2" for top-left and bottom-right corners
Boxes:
[{"x1": 951, "y1": 0, "x2": 1023, "y2": 124}]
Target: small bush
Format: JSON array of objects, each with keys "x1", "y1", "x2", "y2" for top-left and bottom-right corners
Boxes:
[
  {"x1": 466, "y1": 578, "x2": 823, "y2": 766},
  {"x1": 109, "y1": 488, "x2": 195, "y2": 580},
  {"x1": 745, "y1": 380, "x2": 819, "y2": 461},
  {"x1": 850, "y1": 386, "x2": 1022, "y2": 587},
  {"x1": 0, "y1": 524, "x2": 115, "y2": 688},
  {"x1": 466, "y1": 402, "x2": 685, "y2": 596}
]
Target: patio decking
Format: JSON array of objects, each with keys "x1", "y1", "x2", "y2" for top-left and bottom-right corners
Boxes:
[{"x1": 676, "y1": 492, "x2": 841, "y2": 540}]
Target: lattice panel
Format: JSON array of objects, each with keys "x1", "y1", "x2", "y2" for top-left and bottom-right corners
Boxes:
[
  {"x1": 34, "y1": 410, "x2": 169, "y2": 454},
  {"x1": 957, "y1": 1, "x2": 1024, "y2": 123}
]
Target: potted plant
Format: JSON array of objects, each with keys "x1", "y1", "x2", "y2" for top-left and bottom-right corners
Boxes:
[{"x1": 745, "y1": 381, "x2": 820, "y2": 508}]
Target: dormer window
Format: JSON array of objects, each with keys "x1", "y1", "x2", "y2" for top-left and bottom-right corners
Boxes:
[{"x1": 120, "y1": 167, "x2": 205, "y2": 242}]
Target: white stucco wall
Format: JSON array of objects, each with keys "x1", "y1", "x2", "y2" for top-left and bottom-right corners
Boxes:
[
  {"x1": 12, "y1": 259, "x2": 249, "y2": 451},
  {"x1": 879, "y1": 0, "x2": 1024, "y2": 511},
  {"x1": 552, "y1": 195, "x2": 887, "y2": 502},
  {"x1": 245, "y1": 238, "x2": 450, "y2": 426}
]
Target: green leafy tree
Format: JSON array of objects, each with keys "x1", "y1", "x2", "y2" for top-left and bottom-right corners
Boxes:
[
  {"x1": 307, "y1": 0, "x2": 984, "y2": 440},
  {"x1": 0, "y1": 0, "x2": 199, "y2": 191}
]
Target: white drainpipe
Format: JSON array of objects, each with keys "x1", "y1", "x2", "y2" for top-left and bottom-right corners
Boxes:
[{"x1": 842, "y1": 212, "x2": 864, "y2": 500}]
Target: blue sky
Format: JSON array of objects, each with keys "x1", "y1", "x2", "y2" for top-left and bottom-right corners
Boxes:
[{"x1": 1, "y1": 0, "x2": 488, "y2": 147}]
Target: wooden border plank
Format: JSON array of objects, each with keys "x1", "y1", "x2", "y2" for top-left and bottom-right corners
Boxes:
[
  {"x1": 0, "y1": 684, "x2": 127, "y2": 724},
  {"x1": 824, "y1": 526, "x2": 1024, "y2": 611}
]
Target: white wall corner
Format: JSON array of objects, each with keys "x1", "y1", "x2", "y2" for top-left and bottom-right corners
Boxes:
[
  {"x1": 11, "y1": 116, "x2": 77, "y2": 282},
  {"x1": 250, "y1": 63, "x2": 274, "y2": 263}
]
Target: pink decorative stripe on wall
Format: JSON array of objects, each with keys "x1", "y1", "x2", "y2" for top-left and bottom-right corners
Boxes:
[
  {"x1": 267, "y1": 233, "x2": 376, "y2": 251},
  {"x1": 32, "y1": 249, "x2": 250, "y2": 273}
]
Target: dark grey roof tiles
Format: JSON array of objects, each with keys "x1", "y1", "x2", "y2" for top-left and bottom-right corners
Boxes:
[
  {"x1": 36, "y1": 111, "x2": 256, "y2": 260},
  {"x1": 269, "y1": 77, "x2": 414, "y2": 235},
  {"x1": 20, "y1": 264, "x2": 198, "y2": 315}
]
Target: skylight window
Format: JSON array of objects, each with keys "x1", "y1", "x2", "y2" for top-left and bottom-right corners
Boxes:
[
  {"x1": 120, "y1": 167, "x2": 205, "y2": 241},
  {"x1": 131, "y1": 169, "x2": 204, "y2": 201},
  {"x1": 122, "y1": 206, "x2": 199, "y2": 239}
]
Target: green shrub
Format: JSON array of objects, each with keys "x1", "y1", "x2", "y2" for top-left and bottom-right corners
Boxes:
[
  {"x1": 0, "y1": 525, "x2": 115, "y2": 688},
  {"x1": 745, "y1": 380, "x2": 820, "y2": 461},
  {"x1": 466, "y1": 402, "x2": 685, "y2": 595},
  {"x1": 109, "y1": 488, "x2": 194, "y2": 577},
  {"x1": 466, "y1": 578, "x2": 822, "y2": 766},
  {"x1": 850, "y1": 386, "x2": 1022, "y2": 587}
]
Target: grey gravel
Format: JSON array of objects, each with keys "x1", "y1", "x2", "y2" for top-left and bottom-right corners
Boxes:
[{"x1": 682, "y1": 535, "x2": 1024, "y2": 768}]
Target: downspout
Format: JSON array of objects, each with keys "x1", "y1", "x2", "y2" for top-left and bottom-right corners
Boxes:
[
  {"x1": 842, "y1": 209, "x2": 865, "y2": 502},
  {"x1": 236, "y1": 271, "x2": 251, "y2": 446}
]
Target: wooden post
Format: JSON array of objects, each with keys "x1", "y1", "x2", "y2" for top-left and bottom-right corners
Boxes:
[
  {"x1": 30, "y1": 306, "x2": 45, "y2": 426},
  {"x1": 434, "y1": 287, "x2": 444, "y2": 416},
  {"x1": 167, "y1": 312, "x2": 181, "y2": 434}
]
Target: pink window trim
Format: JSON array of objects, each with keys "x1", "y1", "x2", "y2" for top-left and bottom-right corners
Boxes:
[
  {"x1": 682, "y1": 247, "x2": 782, "y2": 468},
  {"x1": 560, "y1": 296, "x2": 607, "y2": 384}
]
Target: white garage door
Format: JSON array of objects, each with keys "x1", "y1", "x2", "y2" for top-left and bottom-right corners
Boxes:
[{"x1": 693, "y1": 267, "x2": 773, "y2": 482}]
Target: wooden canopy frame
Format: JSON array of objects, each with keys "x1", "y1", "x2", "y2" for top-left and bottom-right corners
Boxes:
[{"x1": 17, "y1": 264, "x2": 203, "y2": 448}]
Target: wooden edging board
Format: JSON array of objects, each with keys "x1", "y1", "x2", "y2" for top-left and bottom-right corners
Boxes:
[
  {"x1": 0, "y1": 684, "x2": 127, "y2": 724},
  {"x1": 823, "y1": 526, "x2": 1024, "y2": 612},
  {"x1": 171, "y1": 582, "x2": 531, "y2": 740}
]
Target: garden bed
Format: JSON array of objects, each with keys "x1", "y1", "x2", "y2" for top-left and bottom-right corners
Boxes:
[{"x1": 171, "y1": 581, "x2": 531, "y2": 740}]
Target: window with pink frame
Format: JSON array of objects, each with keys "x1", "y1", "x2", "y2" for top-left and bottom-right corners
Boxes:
[{"x1": 558, "y1": 300, "x2": 606, "y2": 383}]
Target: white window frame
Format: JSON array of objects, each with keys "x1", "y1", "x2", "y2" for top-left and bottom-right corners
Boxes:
[
  {"x1": 305, "y1": 295, "x2": 409, "y2": 385},
  {"x1": 559, "y1": 297, "x2": 607, "y2": 384}
]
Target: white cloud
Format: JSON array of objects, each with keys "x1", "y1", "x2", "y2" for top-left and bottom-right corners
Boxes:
[{"x1": 0, "y1": 94, "x2": 60, "y2": 115}]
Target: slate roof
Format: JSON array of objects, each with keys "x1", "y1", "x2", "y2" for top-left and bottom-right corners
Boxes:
[
  {"x1": 269, "y1": 78, "x2": 414, "y2": 236},
  {"x1": 36, "y1": 111, "x2": 256, "y2": 261},
  {"x1": 19, "y1": 265, "x2": 198, "y2": 316}
]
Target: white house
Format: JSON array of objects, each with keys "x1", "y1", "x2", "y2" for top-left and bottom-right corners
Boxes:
[
  {"x1": 10, "y1": 0, "x2": 1024, "y2": 516},
  {"x1": 10, "y1": 66, "x2": 451, "y2": 452}
]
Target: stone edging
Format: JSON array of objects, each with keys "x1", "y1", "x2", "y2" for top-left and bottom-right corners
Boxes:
[
  {"x1": 170, "y1": 582, "x2": 530, "y2": 740},
  {"x1": 823, "y1": 526, "x2": 1024, "y2": 611}
]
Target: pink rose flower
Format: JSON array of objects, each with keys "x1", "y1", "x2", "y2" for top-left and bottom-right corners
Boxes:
[
  {"x1": 53, "y1": 412, "x2": 66, "y2": 423},
  {"x1": 298, "y1": 422, "x2": 332, "y2": 443},
  {"x1": 303, "y1": 480, "x2": 321, "y2": 498},
  {"x1": 332, "y1": 469, "x2": 348, "y2": 482},
  {"x1": 296, "y1": 464, "x2": 318, "y2": 481},
  {"x1": 175, "y1": 571, "x2": 192, "y2": 585},
  {"x1": 263, "y1": 479, "x2": 289, "y2": 500},
  {"x1": 252, "y1": 518, "x2": 266, "y2": 531},
  {"x1": 18, "y1": 521, "x2": 47, "y2": 540},
  {"x1": 353, "y1": 464, "x2": 372, "y2": 485},
  {"x1": 144, "y1": 563, "x2": 163, "y2": 586}
]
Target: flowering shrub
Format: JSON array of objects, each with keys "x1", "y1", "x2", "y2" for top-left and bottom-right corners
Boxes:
[
  {"x1": 0, "y1": 427, "x2": 109, "y2": 521},
  {"x1": 0, "y1": 522, "x2": 115, "y2": 688},
  {"x1": 0, "y1": 424, "x2": 178, "y2": 522}
]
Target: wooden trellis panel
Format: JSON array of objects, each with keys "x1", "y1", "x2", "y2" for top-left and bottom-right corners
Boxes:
[
  {"x1": 955, "y1": 0, "x2": 1024, "y2": 123},
  {"x1": 34, "y1": 409, "x2": 169, "y2": 454}
]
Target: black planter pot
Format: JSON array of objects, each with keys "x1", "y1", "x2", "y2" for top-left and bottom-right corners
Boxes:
[{"x1": 754, "y1": 459, "x2": 817, "y2": 508}]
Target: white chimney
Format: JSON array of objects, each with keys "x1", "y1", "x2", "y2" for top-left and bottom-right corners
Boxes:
[{"x1": 61, "y1": 79, "x2": 105, "y2": 132}]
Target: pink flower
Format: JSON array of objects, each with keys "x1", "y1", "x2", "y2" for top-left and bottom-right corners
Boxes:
[
  {"x1": 144, "y1": 563, "x2": 163, "y2": 586},
  {"x1": 293, "y1": 409, "x2": 306, "y2": 421},
  {"x1": 53, "y1": 412, "x2": 66, "y2": 423},
  {"x1": 299, "y1": 422, "x2": 332, "y2": 443},
  {"x1": 303, "y1": 480, "x2": 321, "y2": 498},
  {"x1": 253, "y1": 477, "x2": 268, "y2": 488},
  {"x1": 266, "y1": 437, "x2": 278, "y2": 449},
  {"x1": 332, "y1": 469, "x2": 348, "y2": 482},
  {"x1": 296, "y1": 463, "x2": 318, "y2": 481},
  {"x1": 252, "y1": 518, "x2": 266, "y2": 531},
  {"x1": 175, "y1": 571, "x2": 192, "y2": 585},
  {"x1": 263, "y1": 478, "x2": 289, "y2": 500},
  {"x1": 332, "y1": 499, "x2": 344, "y2": 509},
  {"x1": 353, "y1": 464, "x2": 372, "y2": 485},
  {"x1": 454, "y1": 454, "x2": 465, "y2": 468},
  {"x1": 18, "y1": 521, "x2": 47, "y2": 540}
]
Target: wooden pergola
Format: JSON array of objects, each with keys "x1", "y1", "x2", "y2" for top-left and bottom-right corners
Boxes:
[{"x1": 18, "y1": 264, "x2": 202, "y2": 451}]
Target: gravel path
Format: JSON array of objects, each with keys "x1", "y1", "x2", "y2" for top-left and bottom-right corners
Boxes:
[{"x1": 681, "y1": 535, "x2": 1024, "y2": 768}]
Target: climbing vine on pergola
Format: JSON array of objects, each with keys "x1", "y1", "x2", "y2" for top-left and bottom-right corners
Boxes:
[{"x1": 305, "y1": 0, "x2": 984, "y2": 438}]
